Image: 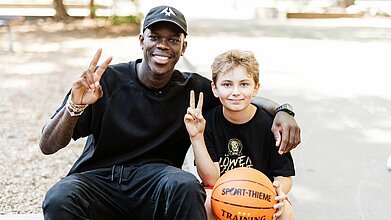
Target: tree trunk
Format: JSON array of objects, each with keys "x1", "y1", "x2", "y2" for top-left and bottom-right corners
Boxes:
[
  {"x1": 89, "y1": 0, "x2": 96, "y2": 18},
  {"x1": 53, "y1": 0, "x2": 70, "y2": 21},
  {"x1": 343, "y1": 0, "x2": 355, "y2": 7}
]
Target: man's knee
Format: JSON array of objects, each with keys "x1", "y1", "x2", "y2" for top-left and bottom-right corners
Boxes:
[
  {"x1": 162, "y1": 170, "x2": 207, "y2": 219},
  {"x1": 164, "y1": 171, "x2": 205, "y2": 200},
  {"x1": 43, "y1": 175, "x2": 86, "y2": 216}
]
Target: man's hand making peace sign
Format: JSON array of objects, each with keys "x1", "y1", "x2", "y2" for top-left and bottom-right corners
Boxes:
[
  {"x1": 71, "y1": 48, "x2": 113, "y2": 105},
  {"x1": 39, "y1": 48, "x2": 112, "y2": 155}
]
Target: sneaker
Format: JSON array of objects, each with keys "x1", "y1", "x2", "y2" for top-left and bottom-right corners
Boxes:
[{"x1": 387, "y1": 155, "x2": 391, "y2": 171}]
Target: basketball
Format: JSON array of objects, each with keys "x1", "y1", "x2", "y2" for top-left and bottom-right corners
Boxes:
[{"x1": 211, "y1": 167, "x2": 277, "y2": 220}]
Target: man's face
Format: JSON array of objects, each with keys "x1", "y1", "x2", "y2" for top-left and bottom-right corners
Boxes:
[{"x1": 139, "y1": 22, "x2": 187, "y2": 76}]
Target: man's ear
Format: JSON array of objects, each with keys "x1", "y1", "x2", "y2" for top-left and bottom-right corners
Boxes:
[
  {"x1": 211, "y1": 82, "x2": 219, "y2": 98},
  {"x1": 139, "y1": 34, "x2": 144, "y2": 50},
  {"x1": 181, "y1": 40, "x2": 187, "y2": 56}
]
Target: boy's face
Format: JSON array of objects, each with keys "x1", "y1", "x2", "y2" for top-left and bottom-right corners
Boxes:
[{"x1": 212, "y1": 66, "x2": 260, "y2": 112}]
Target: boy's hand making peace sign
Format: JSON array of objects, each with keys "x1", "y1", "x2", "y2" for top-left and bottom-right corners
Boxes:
[{"x1": 184, "y1": 90, "x2": 205, "y2": 139}]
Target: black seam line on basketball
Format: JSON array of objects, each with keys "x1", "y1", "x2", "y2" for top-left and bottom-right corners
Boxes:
[
  {"x1": 211, "y1": 197, "x2": 274, "y2": 210},
  {"x1": 213, "y1": 179, "x2": 275, "y2": 195}
]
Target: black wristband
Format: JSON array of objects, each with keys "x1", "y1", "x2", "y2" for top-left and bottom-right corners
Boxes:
[{"x1": 275, "y1": 103, "x2": 295, "y2": 117}]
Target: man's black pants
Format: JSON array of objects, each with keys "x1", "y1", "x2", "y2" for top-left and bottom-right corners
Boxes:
[{"x1": 42, "y1": 163, "x2": 207, "y2": 220}]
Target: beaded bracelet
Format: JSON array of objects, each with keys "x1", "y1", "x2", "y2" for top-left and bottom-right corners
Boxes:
[{"x1": 66, "y1": 97, "x2": 88, "y2": 117}]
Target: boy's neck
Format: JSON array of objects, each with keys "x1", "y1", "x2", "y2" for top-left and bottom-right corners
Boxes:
[{"x1": 223, "y1": 104, "x2": 257, "y2": 124}]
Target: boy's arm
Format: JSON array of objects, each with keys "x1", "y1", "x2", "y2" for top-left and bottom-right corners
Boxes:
[
  {"x1": 184, "y1": 91, "x2": 220, "y2": 186},
  {"x1": 274, "y1": 176, "x2": 292, "y2": 194},
  {"x1": 191, "y1": 136, "x2": 220, "y2": 186},
  {"x1": 273, "y1": 176, "x2": 295, "y2": 220},
  {"x1": 252, "y1": 97, "x2": 301, "y2": 154}
]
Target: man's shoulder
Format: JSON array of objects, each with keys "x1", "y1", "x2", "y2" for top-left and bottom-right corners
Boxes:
[
  {"x1": 174, "y1": 70, "x2": 211, "y2": 82},
  {"x1": 252, "y1": 105, "x2": 274, "y2": 131},
  {"x1": 102, "y1": 61, "x2": 135, "y2": 82},
  {"x1": 97, "y1": 61, "x2": 136, "y2": 94},
  {"x1": 107, "y1": 61, "x2": 134, "y2": 74}
]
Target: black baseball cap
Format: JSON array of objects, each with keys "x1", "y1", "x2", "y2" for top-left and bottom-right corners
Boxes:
[{"x1": 143, "y1": 6, "x2": 188, "y2": 36}]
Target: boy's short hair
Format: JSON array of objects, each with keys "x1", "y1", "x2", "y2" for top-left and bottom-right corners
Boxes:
[{"x1": 211, "y1": 49, "x2": 259, "y2": 84}]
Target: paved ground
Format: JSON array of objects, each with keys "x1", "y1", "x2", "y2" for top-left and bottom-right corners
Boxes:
[
  {"x1": 0, "y1": 214, "x2": 42, "y2": 220},
  {"x1": 1, "y1": 16, "x2": 391, "y2": 219}
]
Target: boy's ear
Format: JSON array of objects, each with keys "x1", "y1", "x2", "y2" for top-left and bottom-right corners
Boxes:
[
  {"x1": 253, "y1": 82, "x2": 260, "y2": 97},
  {"x1": 211, "y1": 82, "x2": 219, "y2": 98}
]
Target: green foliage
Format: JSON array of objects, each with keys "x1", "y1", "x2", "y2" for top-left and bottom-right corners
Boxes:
[{"x1": 109, "y1": 14, "x2": 142, "y2": 25}]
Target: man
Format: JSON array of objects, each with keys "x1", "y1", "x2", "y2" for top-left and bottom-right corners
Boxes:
[{"x1": 39, "y1": 5, "x2": 301, "y2": 220}]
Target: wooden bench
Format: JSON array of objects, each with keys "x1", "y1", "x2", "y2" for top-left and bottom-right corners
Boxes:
[{"x1": 0, "y1": 16, "x2": 23, "y2": 52}]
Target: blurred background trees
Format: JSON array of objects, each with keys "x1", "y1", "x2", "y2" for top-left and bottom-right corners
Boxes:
[{"x1": 53, "y1": 0, "x2": 68, "y2": 21}]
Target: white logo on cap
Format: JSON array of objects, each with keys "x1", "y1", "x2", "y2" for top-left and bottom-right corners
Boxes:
[{"x1": 161, "y1": 7, "x2": 176, "y2": 16}]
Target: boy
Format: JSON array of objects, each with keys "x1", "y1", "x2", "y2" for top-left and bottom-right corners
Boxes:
[{"x1": 184, "y1": 49, "x2": 295, "y2": 220}]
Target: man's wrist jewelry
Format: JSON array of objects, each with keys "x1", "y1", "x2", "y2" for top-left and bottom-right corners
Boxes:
[
  {"x1": 275, "y1": 103, "x2": 295, "y2": 117},
  {"x1": 66, "y1": 98, "x2": 88, "y2": 117}
]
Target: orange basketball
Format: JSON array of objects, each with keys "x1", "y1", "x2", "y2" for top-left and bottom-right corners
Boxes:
[{"x1": 211, "y1": 167, "x2": 277, "y2": 220}]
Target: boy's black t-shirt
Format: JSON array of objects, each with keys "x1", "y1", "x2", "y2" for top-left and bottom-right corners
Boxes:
[
  {"x1": 204, "y1": 105, "x2": 295, "y2": 181},
  {"x1": 52, "y1": 59, "x2": 219, "y2": 174}
]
